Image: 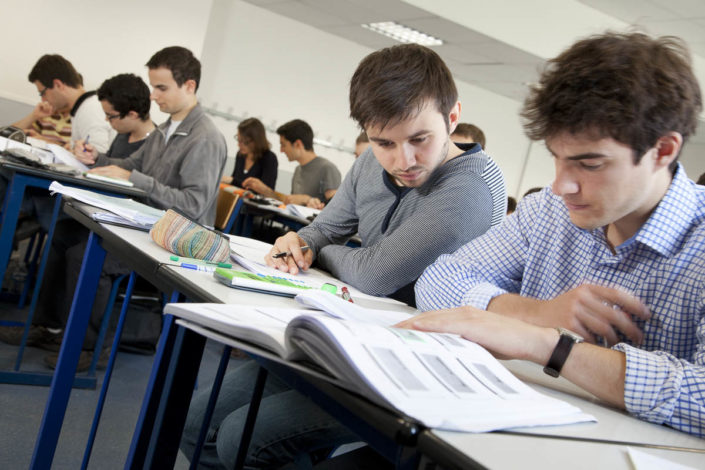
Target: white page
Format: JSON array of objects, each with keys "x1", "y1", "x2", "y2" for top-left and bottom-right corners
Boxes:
[
  {"x1": 47, "y1": 143, "x2": 89, "y2": 171},
  {"x1": 287, "y1": 316, "x2": 595, "y2": 432},
  {"x1": 48, "y1": 181, "x2": 164, "y2": 227}
]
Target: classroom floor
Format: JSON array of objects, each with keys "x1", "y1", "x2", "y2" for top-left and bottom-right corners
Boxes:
[{"x1": 0, "y1": 294, "x2": 239, "y2": 469}]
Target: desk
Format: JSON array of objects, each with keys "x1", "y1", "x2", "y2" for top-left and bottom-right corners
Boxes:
[
  {"x1": 0, "y1": 160, "x2": 145, "y2": 295},
  {"x1": 32, "y1": 201, "x2": 420, "y2": 469},
  {"x1": 416, "y1": 359, "x2": 705, "y2": 470}
]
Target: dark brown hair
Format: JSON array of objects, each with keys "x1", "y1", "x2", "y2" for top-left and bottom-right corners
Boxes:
[
  {"x1": 28, "y1": 54, "x2": 82, "y2": 89},
  {"x1": 276, "y1": 119, "x2": 314, "y2": 151},
  {"x1": 237, "y1": 118, "x2": 270, "y2": 160},
  {"x1": 349, "y1": 44, "x2": 458, "y2": 131},
  {"x1": 522, "y1": 32, "x2": 702, "y2": 165},
  {"x1": 453, "y1": 123, "x2": 486, "y2": 149},
  {"x1": 146, "y1": 46, "x2": 201, "y2": 91}
]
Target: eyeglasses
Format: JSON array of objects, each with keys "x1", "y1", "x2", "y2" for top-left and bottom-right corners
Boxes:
[
  {"x1": 105, "y1": 113, "x2": 122, "y2": 121},
  {"x1": 38, "y1": 86, "x2": 51, "y2": 98}
]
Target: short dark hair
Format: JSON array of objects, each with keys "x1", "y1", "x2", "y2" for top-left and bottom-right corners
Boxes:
[
  {"x1": 349, "y1": 44, "x2": 458, "y2": 131},
  {"x1": 355, "y1": 131, "x2": 369, "y2": 145},
  {"x1": 453, "y1": 123, "x2": 486, "y2": 149},
  {"x1": 507, "y1": 196, "x2": 517, "y2": 213},
  {"x1": 697, "y1": 173, "x2": 705, "y2": 186},
  {"x1": 97, "y1": 74, "x2": 151, "y2": 121},
  {"x1": 276, "y1": 119, "x2": 314, "y2": 151},
  {"x1": 28, "y1": 54, "x2": 82, "y2": 89},
  {"x1": 146, "y1": 46, "x2": 201, "y2": 91},
  {"x1": 522, "y1": 32, "x2": 702, "y2": 166},
  {"x1": 238, "y1": 118, "x2": 270, "y2": 160}
]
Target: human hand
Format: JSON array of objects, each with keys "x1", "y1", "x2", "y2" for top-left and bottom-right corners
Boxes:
[
  {"x1": 221, "y1": 175, "x2": 234, "y2": 184},
  {"x1": 88, "y1": 165, "x2": 131, "y2": 180},
  {"x1": 396, "y1": 307, "x2": 556, "y2": 363},
  {"x1": 32, "y1": 101, "x2": 54, "y2": 120},
  {"x1": 242, "y1": 177, "x2": 267, "y2": 194},
  {"x1": 265, "y1": 231, "x2": 313, "y2": 275},
  {"x1": 73, "y1": 139, "x2": 98, "y2": 164},
  {"x1": 521, "y1": 284, "x2": 650, "y2": 345},
  {"x1": 306, "y1": 197, "x2": 324, "y2": 209}
]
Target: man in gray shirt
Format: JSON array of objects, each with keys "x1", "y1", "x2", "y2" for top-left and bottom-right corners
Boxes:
[
  {"x1": 182, "y1": 44, "x2": 506, "y2": 469},
  {"x1": 242, "y1": 119, "x2": 341, "y2": 208}
]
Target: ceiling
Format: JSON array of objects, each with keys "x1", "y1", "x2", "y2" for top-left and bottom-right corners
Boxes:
[{"x1": 243, "y1": 0, "x2": 705, "y2": 140}]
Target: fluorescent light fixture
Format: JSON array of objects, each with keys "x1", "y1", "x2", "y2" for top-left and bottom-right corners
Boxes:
[{"x1": 362, "y1": 21, "x2": 443, "y2": 46}]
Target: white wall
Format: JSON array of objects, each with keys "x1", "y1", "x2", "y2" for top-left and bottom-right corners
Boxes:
[
  {"x1": 0, "y1": 0, "x2": 213, "y2": 121},
  {"x1": 197, "y1": 0, "x2": 538, "y2": 197}
]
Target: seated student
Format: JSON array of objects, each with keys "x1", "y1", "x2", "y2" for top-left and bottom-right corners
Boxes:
[
  {"x1": 26, "y1": 54, "x2": 115, "y2": 152},
  {"x1": 220, "y1": 117, "x2": 277, "y2": 188},
  {"x1": 74, "y1": 73, "x2": 155, "y2": 161},
  {"x1": 181, "y1": 43, "x2": 507, "y2": 469},
  {"x1": 451, "y1": 122, "x2": 486, "y2": 149},
  {"x1": 12, "y1": 101, "x2": 72, "y2": 147},
  {"x1": 353, "y1": 131, "x2": 369, "y2": 158},
  {"x1": 0, "y1": 46, "x2": 227, "y2": 371},
  {"x1": 242, "y1": 119, "x2": 341, "y2": 208},
  {"x1": 404, "y1": 32, "x2": 705, "y2": 438}
]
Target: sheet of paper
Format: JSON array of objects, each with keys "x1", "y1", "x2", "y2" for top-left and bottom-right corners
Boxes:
[
  {"x1": 627, "y1": 447, "x2": 698, "y2": 470},
  {"x1": 47, "y1": 143, "x2": 89, "y2": 172}
]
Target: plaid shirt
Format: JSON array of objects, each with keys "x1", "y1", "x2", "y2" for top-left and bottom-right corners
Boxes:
[{"x1": 416, "y1": 165, "x2": 705, "y2": 437}]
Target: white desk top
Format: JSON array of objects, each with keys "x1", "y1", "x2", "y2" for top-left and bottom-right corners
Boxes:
[
  {"x1": 493, "y1": 360, "x2": 705, "y2": 450},
  {"x1": 424, "y1": 432, "x2": 704, "y2": 470}
]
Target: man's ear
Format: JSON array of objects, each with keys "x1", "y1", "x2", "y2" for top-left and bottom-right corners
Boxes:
[
  {"x1": 653, "y1": 132, "x2": 683, "y2": 169},
  {"x1": 293, "y1": 139, "x2": 304, "y2": 150},
  {"x1": 183, "y1": 79, "x2": 197, "y2": 94},
  {"x1": 52, "y1": 79, "x2": 65, "y2": 90},
  {"x1": 447, "y1": 100, "x2": 461, "y2": 135}
]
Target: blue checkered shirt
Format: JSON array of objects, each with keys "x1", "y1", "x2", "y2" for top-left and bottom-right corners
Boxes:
[{"x1": 416, "y1": 164, "x2": 705, "y2": 437}]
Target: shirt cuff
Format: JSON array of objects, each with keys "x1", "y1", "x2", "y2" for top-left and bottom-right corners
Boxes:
[
  {"x1": 461, "y1": 283, "x2": 509, "y2": 310},
  {"x1": 128, "y1": 170, "x2": 152, "y2": 191},
  {"x1": 612, "y1": 343, "x2": 676, "y2": 423}
]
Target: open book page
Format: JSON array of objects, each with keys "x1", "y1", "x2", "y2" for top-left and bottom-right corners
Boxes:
[
  {"x1": 48, "y1": 181, "x2": 164, "y2": 228},
  {"x1": 227, "y1": 235, "x2": 403, "y2": 305},
  {"x1": 285, "y1": 315, "x2": 595, "y2": 432},
  {"x1": 164, "y1": 302, "x2": 315, "y2": 358},
  {"x1": 47, "y1": 143, "x2": 90, "y2": 172}
]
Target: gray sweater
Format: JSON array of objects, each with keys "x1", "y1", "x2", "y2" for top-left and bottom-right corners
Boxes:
[
  {"x1": 95, "y1": 104, "x2": 227, "y2": 225},
  {"x1": 298, "y1": 143, "x2": 506, "y2": 303}
]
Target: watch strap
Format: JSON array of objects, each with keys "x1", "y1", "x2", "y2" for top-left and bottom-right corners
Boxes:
[{"x1": 543, "y1": 330, "x2": 579, "y2": 378}]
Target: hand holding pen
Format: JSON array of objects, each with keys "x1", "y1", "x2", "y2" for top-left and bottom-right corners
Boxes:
[
  {"x1": 73, "y1": 135, "x2": 97, "y2": 164},
  {"x1": 266, "y1": 231, "x2": 313, "y2": 275}
]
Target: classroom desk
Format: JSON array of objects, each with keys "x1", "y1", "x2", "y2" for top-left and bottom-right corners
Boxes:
[
  {"x1": 0, "y1": 159, "x2": 145, "y2": 295},
  {"x1": 34, "y1": 201, "x2": 420, "y2": 469},
  {"x1": 416, "y1": 359, "x2": 705, "y2": 470}
]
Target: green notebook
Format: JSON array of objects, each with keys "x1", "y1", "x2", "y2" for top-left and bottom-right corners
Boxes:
[{"x1": 214, "y1": 267, "x2": 337, "y2": 298}]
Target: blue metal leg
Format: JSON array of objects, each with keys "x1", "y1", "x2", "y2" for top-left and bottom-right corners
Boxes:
[
  {"x1": 125, "y1": 292, "x2": 182, "y2": 469},
  {"x1": 81, "y1": 272, "x2": 137, "y2": 470},
  {"x1": 14, "y1": 194, "x2": 62, "y2": 372},
  {"x1": 29, "y1": 232, "x2": 107, "y2": 470},
  {"x1": 189, "y1": 345, "x2": 232, "y2": 469},
  {"x1": 87, "y1": 273, "x2": 128, "y2": 375},
  {"x1": 0, "y1": 174, "x2": 29, "y2": 294},
  {"x1": 233, "y1": 366, "x2": 268, "y2": 470}
]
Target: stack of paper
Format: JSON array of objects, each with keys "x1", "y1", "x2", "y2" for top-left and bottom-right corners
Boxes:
[
  {"x1": 48, "y1": 181, "x2": 164, "y2": 229},
  {"x1": 286, "y1": 204, "x2": 320, "y2": 219}
]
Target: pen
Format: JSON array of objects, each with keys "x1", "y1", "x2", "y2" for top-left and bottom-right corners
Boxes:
[
  {"x1": 179, "y1": 263, "x2": 216, "y2": 273},
  {"x1": 272, "y1": 246, "x2": 310, "y2": 259},
  {"x1": 169, "y1": 255, "x2": 232, "y2": 268},
  {"x1": 83, "y1": 135, "x2": 90, "y2": 152}
]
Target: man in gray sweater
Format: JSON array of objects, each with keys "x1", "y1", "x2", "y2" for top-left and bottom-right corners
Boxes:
[
  {"x1": 0, "y1": 46, "x2": 226, "y2": 370},
  {"x1": 182, "y1": 44, "x2": 506, "y2": 469}
]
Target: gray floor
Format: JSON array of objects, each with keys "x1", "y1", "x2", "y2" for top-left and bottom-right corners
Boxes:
[{"x1": 0, "y1": 296, "x2": 239, "y2": 469}]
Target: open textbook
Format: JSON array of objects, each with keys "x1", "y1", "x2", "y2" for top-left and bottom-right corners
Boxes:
[
  {"x1": 164, "y1": 290, "x2": 595, "y2": 433},
  {"x1": 48, "y1": 181, "x2": 164, "y2": 229}
]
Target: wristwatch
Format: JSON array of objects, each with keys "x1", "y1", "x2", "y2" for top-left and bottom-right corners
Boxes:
[{"x1": 543, "y1": 327, "x2": 584, "y2": 378}]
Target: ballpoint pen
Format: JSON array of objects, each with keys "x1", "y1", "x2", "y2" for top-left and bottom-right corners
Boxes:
[{"x1": 272, "y1": 246, "x2": 310, "y2": 259}]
